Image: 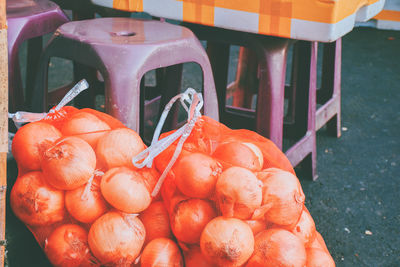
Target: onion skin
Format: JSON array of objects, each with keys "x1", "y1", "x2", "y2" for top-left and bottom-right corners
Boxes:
[
  {"x1": 41, "y1": 136, "x2": 97, "y2": 190},
  {"x1": 212, "y1": 142, "x2": 263, "y2": 171},
  {"x1": 174, "y1": 153, "x2": 222, "y2": 198},
  {"x1": 10, "y1": 171, "x2": 65, "y2": 226},
  {"x1": 65, "y1": 177, "x2": 108, "y2": 224},
  {"x1": 140, "y1": 238, "x2": 184, "y2": 267},
  {"x1": 96, "y1": 128, "x2": 146, "y2": 169},
  {"x1": 43, "y1": 106, "x2": 79, "y2": 130},
  {"x1": 170, "y1": 198, "x2": 217, "y2": 244},
  {"x1": 245, "y1": 220, "x2": 267, "y2": 236},
  {"x1": 61, "y1": 111, "x2": 111, "y2": 148},
  {"x1": 184, "y1": 246, "x2": 215, "y2": 267},
  {"x1": 307, "y1": 231, "x2": 330, "y2": 254},
  {"x1": 80, "y1": 108, "x2": 126, "y2": 129},
  {"x1": 44, "y1": 224, "x2": 96, "y2": 267},
  {"x1": 306, "y1": 248, "x2": 335, "y2": 267},
  {"x1": 282, "y1": 207, "x2": 316, "y2": 246},
  {"x1": 200, "y1": 216, "x2": 254, "y2": 267},
  {"x1": 216, "y1": 166, "x2": 262, "y2": 220},
  {"x1": 316, "y1": 232, "x2": 330, "y2": 253},
  {"x1": 139, "y1": 201, "x2": 172, "y2": 245},
  {"x1": 246, "y1": 229, "x2": 306, "y2": 267},
  {"x1": 253, "y1": 168, "x2": 305, "y2": 226},
  {"x1": 101, "y1": 167, "x2": 151, "y2": 213},
  {"x1": 138, "y1": 167, "x2": 160, "y2": 197},
  {"x1": 12, "y1": 121, "x2": 62, "y2": 171},
  {"x1": 88, "y1": 211, "x2": 145, "y2": 266}
]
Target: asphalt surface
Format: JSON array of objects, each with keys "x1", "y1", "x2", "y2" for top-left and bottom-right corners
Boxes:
[{"x1": 4, "y1": 26, "x2": 400, "y2": 267}]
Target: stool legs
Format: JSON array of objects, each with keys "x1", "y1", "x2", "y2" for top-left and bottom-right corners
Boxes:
[
  {"x1": 285, "y1": 41, "x2": 318, "y2": 180},
  {"x1": 317, "y1": 39, "x2": 342, "y2": 138},
  {"x1": 256, "y1": 38, "x2": 291, "y2": 149}
]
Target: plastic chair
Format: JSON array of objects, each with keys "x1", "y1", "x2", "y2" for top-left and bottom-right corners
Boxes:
[
  {"x1": 30, "y1": 17, "x2": 219, "y2": 135},
  {"x1": 7, "y1": 0, "x2": 69, "y2": 112},
  {"x1": 187, "y1": 23, "x2": 318, "y2": 179}
]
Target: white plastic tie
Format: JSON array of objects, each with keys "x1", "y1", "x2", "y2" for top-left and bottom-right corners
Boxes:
[
  {"x1": 8, "y1": 79, "x2": 89, "y2": 128},
  {"x1": 132, "y1": 88, "x2": 203, "y2": 197}
]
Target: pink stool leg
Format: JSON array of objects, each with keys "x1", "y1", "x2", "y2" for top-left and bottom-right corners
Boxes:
[
  {"x1": 255, "y1": 38, "x2": 291, "y2": 149},
  {"x1": 285, "y1": 41, "x2": 318, "y2": 180},
  {"x1": 317, "y1": 38, "x2": 342, "y2": 138}
]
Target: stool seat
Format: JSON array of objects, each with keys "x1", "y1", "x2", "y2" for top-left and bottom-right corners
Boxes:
[
  {"x1": 58, "y1": 18, "x2": 192, "y2": 44},
  {"x1": 7, "y1": 0, "x2": 57, "y2": 17},
  {"x1": 31, "y1": 18, "x2": 219, "y2": 136}
]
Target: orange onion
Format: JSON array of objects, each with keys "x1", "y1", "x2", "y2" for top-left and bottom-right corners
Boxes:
[
  {"x1": 216, "y1": 166, "x2": 262, "y2": 219},
  {"x1": 316, "y1": 231, "x2": 330, "y2": 253},
  {"x1": 253, "y1": 168, "x2": 305, "y2": 226},
  {"x1": 212, "y1": 141, "x2": 263, "y2": 171},
  {"x1": 96, "y1": 128, "x2": 146, "y2": 169},
  {"x1": 61, "y1": 111, "x2": 111, "y2": 147},
  {"x1": 184, "y1": 246, "x2": 215, "y2": 267},
  {"x1": 101, "y1": 167, "x2": 151, "y2": 213},
  {"x1": 65, "y1": 175, "x2": 108, "y2": 224},
  {"x1": 200, "y1": 216, "x2": 254, "y2": 267},
  {"x1": 12, "y1": 121, "x2": 62, "y2": 171},
  {"x1": 80, "y1": 108, "x2": 126, "y2": 129},
  {"x1": 138, "y1": 167, "x2": 160, "y2": 197},
  {"x1": 43, "y1": 106, "x2": 79, "y2": 130},
  {"x1": 306, "y1": 248, "x2": 335, "y2": 267},
  {"x1": 245, "y1": 220, "x2": 267, "y2": 236},
  {"x1": 10, "y1": 171, "x2": 65, "y2": 226},
  {"x1": 44, "y1": 224, "x2": 97, "y2": 267},
  {"x1": 140, "y1": 238, "x2": 184, "y2": 267},
  {"x1": 139, "y1": 201, "x2": 172, "y2": 245},
  {"x1": 307, "y1": 231, "x2": 330, "y2": 254},
  {"x1": 170, "y1": 198, "x2": 217, "y2": 244},
  {"x1": 246, "y1": 229, "x2": 306, "y2": 267},
  {"x1": 173, "y1": 152, "x2": 222, "y2": 198},
  {"x1": 41, "y1": 136, "x2": 97, "y2": 190},
  {"x1": 88, "y1": 211, "x2": 145, "y2": 266},
  {"x1": 166, "y1": 193, "x2": 190, "y2": 215},
  {"x1": 282, "y1": 207, "x2": 316, "y2": 246}
]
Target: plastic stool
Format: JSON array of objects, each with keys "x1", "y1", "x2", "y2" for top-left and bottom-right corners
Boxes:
[
  {"x1": 7, "y1": 0, "x2": 69, "y2": 112},
  {"x1": 232, "y1": 40, "x2": 342, "y2": 139},
  {"x1": 31, "y1": 18, "x2": 219, "y2": 134},
  {"x1": 187, "y1": 23, "x2": 318, "y2": 179}
]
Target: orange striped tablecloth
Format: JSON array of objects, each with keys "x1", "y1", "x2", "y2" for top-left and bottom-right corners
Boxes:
[
  {"x1": 373, "y1": 0, "x2": 400, "y2": 30},
  {"x1": 92, "y1": 0, "x2": 386, "y2": 42}
]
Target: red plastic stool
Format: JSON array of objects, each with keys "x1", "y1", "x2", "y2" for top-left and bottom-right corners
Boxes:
[
  {"x1": 30, "y1": 18, "x2": 219, "y2": 135},
  {"x1": 187, "y1": 23, "x2": 318, "y2": 179},
  {"x1": 7, "y1": 0, "x2": 69, "y2": 112}
]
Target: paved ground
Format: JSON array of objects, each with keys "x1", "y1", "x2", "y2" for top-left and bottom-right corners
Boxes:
[{"x1": 4, "y1": 26, "x2": 400, "y2": 266}]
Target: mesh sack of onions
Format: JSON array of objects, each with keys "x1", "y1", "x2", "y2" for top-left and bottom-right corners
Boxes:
[
  {"x1": 9, "y1": 80, "x2": 184, "y2": 267},
  {"x1": 130, "y1": 88, "x2": 335, "y2": 267}
]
